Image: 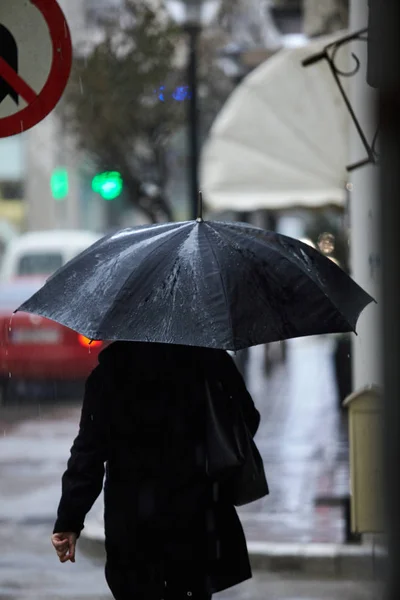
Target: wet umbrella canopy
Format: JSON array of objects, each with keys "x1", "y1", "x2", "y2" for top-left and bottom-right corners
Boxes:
[{"x1": 16, "y1": 219, "x2": 374, "y2": 351}]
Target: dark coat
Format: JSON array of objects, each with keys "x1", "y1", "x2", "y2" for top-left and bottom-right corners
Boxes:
[{"x1": 53, "y1": 342, "x2": 260, "y2": 594}]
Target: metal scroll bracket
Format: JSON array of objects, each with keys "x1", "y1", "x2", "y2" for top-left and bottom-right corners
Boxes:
[{"x1": 302, "y1": 28, "x2": 379, "y2": 172}]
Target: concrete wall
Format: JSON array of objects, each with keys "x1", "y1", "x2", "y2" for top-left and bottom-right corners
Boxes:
[{"x1": 25, "y1": 0, "x2": 89, "y2": 231}]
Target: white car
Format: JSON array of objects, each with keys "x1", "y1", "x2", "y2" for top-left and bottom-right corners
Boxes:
[{"x1": 0, "y1": 229, "x2": 102, "y2": 281}]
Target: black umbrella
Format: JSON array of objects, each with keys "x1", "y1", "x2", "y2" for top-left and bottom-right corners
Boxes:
[{"x1": 16, "y1": 219, "x2": 374, "y2": 351}]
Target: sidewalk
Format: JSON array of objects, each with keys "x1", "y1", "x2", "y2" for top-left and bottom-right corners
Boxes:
[
  {"x1": 241, "y1": 337, "x2": 348, "y2": 546},
  {"x1": 82, "y1": 338, "x2": 386, "y2": 577}
]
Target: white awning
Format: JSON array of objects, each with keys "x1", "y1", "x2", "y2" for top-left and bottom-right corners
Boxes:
[{"x1": 200, "y1": 33, "x2": 350, "y2": 212}]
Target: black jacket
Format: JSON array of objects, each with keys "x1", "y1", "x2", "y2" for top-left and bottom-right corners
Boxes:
[{"x1": 54, "y1": 341, "x2": 260, "y2": 594}]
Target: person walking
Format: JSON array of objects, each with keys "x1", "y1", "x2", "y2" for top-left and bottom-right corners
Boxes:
[{"x1": 51, "y1": 341, "x2": 261, "y2": 600}]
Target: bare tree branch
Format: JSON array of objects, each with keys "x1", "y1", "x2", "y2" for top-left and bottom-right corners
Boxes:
[{"x1": 60, "y1": 0, "x2": 233, "y2": 224}]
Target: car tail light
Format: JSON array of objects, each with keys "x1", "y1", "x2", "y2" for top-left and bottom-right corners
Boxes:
[{"x1": 77, "y1": 334, "x2": 102, "y2": 349}]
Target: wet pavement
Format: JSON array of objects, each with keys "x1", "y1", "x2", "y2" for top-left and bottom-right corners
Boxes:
[
  {"x1": 0, "y1": 336, "x2": 361, "y2": 599},
  {"x1": 0, "y1": 519, "x2": 377, "y2": 600},
  {"x1": 240, "y1": 336, "x2": 349, "y2": 545}
]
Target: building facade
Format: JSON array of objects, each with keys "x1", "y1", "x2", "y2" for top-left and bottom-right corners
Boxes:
[
  {"x1": 24, "y1": 0, "x2": 123, "y2": 233},
  {"x1": 0, "y1": 136, "x2": 25, "y2": 239}
]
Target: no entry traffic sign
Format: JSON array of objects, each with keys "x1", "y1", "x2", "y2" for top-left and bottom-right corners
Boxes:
[{"x1": 0, "y1": 0, "x2": 72, "y2": 138}]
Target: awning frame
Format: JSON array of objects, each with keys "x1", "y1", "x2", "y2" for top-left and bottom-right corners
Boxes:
[{"x1": 302, "y1": 27, "x2": 379, "y2": 172}]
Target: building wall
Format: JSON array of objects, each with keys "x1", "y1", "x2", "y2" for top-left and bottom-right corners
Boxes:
[
  {"x1": 24, "y1": 0, "x2": 83, "y2": 231},
  {"x1": 24, "y1": 0, "x2": 121, "y2": 232},
  {"x1": 0, "y1": 130, "x2": 25, "y2": 234}
]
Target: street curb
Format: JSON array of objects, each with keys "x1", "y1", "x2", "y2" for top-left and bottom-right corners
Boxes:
[
  {"x1": 81, "y1": 524, "x2": 386, "y2": 579},
  {"x1": 247, "y1": 542, "x2": 386, "y2": 578}
]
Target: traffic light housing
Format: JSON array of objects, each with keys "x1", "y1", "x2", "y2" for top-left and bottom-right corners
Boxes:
[{"x1": 92, "y1": 171, "x2": 123, "y2": 200}]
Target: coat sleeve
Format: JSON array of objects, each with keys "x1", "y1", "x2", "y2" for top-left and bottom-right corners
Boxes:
[
  {"x1": 220, "y1": 352, "x2": 261, "y2": 438},
  {"x1": 53, "y1": 365, "x2": 109, "y2": 537}
]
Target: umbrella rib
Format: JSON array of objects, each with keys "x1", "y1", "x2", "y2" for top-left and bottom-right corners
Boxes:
[
  {"x1": 95, "y1": 224, "x2": 192, "y2": 337},
  {"x1": 203, "y1": 225, "x2": 235, "y2": 348},
  {"x1": 208, "y1": 223, "x2": 359, "y2": 333}
]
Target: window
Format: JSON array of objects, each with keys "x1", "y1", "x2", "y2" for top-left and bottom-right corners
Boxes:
[
  {"x1": 18, "y1": 253, "x2": 63, "y2": 277},
  {"x1": 0, "y1": 180, "x2": 24, "y2": 200}
]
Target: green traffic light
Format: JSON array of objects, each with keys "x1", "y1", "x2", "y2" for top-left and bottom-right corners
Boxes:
[
  {"x1": 50, "y1": 168, "x2": 69, "y2": 200},
  {"x1": 92, "y1": 171, "x2": 123, "y2": 200}
]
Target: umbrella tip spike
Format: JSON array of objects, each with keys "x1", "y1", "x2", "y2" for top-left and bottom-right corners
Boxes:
[{"x1": 197, "y1": 191, "x2": 203, "y2": 222}]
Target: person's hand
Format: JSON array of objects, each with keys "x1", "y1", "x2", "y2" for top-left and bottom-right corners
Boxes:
[{"x1": 51, "y1": 532, "x2": 77, "y2": 563}]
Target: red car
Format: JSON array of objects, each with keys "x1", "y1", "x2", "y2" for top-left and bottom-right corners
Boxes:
[{"x1": 0, "y1": 278, "x2": 103, "y2": 401}]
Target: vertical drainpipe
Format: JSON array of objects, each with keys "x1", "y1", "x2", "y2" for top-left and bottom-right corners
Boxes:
[{"x1": 348, "y1": 0, "x2": 381, "y2": 391}]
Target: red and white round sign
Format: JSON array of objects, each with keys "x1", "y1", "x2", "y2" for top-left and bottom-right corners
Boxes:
[{"x1": 0, "y1": 0, "x2": 72, "y2": 138}]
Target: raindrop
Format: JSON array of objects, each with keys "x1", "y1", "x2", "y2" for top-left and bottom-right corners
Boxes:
[
  {"x1": 8, "y1": 372, "x2": 12, "y2": 379},
  {"x1": 79, "y1": 77, "x2": 84, "y2": 95}
]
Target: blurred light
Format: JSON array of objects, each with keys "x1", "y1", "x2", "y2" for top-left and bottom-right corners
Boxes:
[
  {"x1": 328, "y1": 256, "x2": 340, "y2": 266},
  {"x1": 141, "y1": 182, "x2": 160, "y2": 198},
  {"x1": 50, "y1": 168, "x2": 69, "y2": 201},
  {"x1": 300, "y1": 237, "x2": 316, "y2": 249},
  {"x1": 158, "y1": 85, "x2": 166, "y2": 101},
  {"x1": 172, "y1": 85, "x2": 191, "y2": 101},
  {"x1": 318, "y1": 232, "x2": 335, "y2": 256},
  {"x1": 92, "y1": 171, "x2": 123, "y2": 200},
  {"x1": 282, "y1": 34, "x2": 308, "y2": 48},
  {"x1": 78, "y1": 334, "x2": 102, "y2": 348},
  {"x1": 165, "y1": 0, "x2": 221, "y2": 27},
  {"x1": 155, "y1": 85, "x2": 192, "y2": 102},
  {"x1": 346, "y1": 182, "x2": 354, "y2": 191}
]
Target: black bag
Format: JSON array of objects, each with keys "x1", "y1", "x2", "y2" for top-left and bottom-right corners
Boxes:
[
  {"x1": 229, "y1": 425, "x2": 269, "y2": 507},
  {"x1": 204, "y1": 379, "x2": 246, "y2": 479},
  {"x1": 204, "y1": 378, "x2": 269, "y2": 507}
]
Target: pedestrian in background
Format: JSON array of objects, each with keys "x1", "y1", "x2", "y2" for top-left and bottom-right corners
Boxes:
[{"x1": 51, "y1": 341, "x2": 260, "y2": 600}]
